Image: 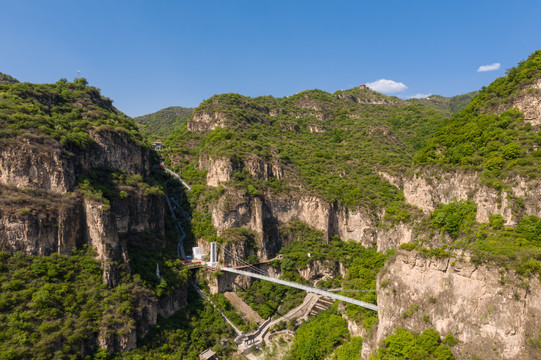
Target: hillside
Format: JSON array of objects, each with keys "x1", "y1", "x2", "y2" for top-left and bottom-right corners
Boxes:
[
  {"x1": 406, "y1": 91, "x2": 479, "y2": 117},
  {"x1": 133, "y1": 105, "x2": 193, "y2": 141},
  {"x1": 165, "y1": 87, "x2": 449, "y2": 209},
  {"x1": 155, "y1": 50, "x2": 541, "y2": 360},
  {"x1": 0, "y1": 77, "x2": 191, "y2": 359},
  {"x1": 3, "y1": 50, "x2": 541, "y2": 360},
  {"x1": 370, "y1": 50, "x2": 541, "y2": 359},
  {"x1": 0, "y1": 72, "x2": 19, "y2": 85}
]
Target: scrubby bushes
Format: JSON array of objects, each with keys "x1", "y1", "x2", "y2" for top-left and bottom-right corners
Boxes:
[
  {"x1": 0, "y1": 249, "x2": 151, "y2": 360},
  {"x1": 370, "y1": 328, "x2": 455, "y2": 360},
  {"x1": 0, "y1": 78, "x2": 142, "y2": 148},
  {"x1": 288, "y1": 309, "x2": 350, "y2": 360}
]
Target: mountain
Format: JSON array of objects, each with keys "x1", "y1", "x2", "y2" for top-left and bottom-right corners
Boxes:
[
  {"x1": 166, "y1": 87, "x2": 450, "y2": 209},
  {"x1": 0, "y1": 76, "x2": 189, "y2": 358},
  {"x1": 0, "y1": 72, "x2": 19, "y2": 85},
  {"x1": 133, "y1": 106, "x2": 194, "y2": 141},
  {"x1": 3, "y1": 49, "x2": 541, "y2": 360},
  {"x1": 406, "y1": 91, "x2": 479, "y2": 116},
  {"x1": 155, "y1": 50, "x2": 541, "y2": 360}
]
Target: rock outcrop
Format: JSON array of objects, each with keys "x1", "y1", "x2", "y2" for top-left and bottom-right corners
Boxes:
[
  {"x1": 504, "y1": 79, "x2": 541, "y2": 127},
  {"x1": 403, "y1": 170, "x2": 541, "y2": 225},
  {"x1": 0, "y1": 136, "x2": 75, "y2": 193},
  {"x1": 0, "y1": 129, "x2": 181, "y2": 354},
  {"x1": 364, "y1": 250, "x2": 541, "y2": 359},
  {"x1": 188, "y1": 111, "x2": 228, "y2": 133}
]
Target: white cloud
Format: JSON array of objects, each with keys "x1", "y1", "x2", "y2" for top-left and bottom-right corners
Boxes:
[
  {"x1": 366, "y1": 79, "x2": 408, "y2": 93},
  {"x1": 407, "y1": 93, "x2": 432, "y2": 99},
  {"x1": 477, "y1": 63, "x2": 501, "y2": 72}
]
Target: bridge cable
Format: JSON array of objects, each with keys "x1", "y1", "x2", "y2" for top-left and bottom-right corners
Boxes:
[{"x1": 216, "y1": 243, "x2": 270, "y2": 277}]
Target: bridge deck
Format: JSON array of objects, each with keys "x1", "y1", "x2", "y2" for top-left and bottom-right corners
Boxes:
[{"x1": 220, "y1": 267, "x2": 378, "y2": 311}]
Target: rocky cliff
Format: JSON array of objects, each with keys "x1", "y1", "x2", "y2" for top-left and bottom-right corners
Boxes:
[
  {"x1": 365, "y1": 250, "x2": 541, "y2": 359},
  {"x1": 0, "y1": 129, "x2": 182, "y2": 354}
]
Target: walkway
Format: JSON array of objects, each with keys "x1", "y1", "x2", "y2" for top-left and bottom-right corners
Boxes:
[
  {"x1": 219, "y1": 267, "x2": 378, "y2": 311},
  {"x1": 164, "y1": 166, "x2": 192, "y2": 191}
]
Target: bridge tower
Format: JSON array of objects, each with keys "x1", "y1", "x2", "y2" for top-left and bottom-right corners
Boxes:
[{"x1": 209, "y1": 241, "x2": 217, "y2": 267}]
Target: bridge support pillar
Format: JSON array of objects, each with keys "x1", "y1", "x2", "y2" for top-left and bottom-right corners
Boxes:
[{"x1": 209, "y1": 241, "x2": 217, "y2": 267}]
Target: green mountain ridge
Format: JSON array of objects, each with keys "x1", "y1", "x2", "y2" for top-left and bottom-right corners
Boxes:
[
  {"x1": 165, "y1": 86, "x2": 451, "y2": 209},
  {"x1": 133, "y1": 106, "x2": 194, "y2": 141}
]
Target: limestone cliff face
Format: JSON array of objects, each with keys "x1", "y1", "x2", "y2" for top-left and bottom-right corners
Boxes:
[
  {"x1": 201, "y1": 156, "x2": 235, "y2": 187},
  {"x1": 199, "y1": 154, "x2": 284, "y2": 187},
  {"x1": 0, "y1": 194, "x2": 83, "y2": 256},
  {"x1": 210, "y1": 188, "x2": 382, "y2": 260},
  {"x1": 297, "y1": 259, "x2": 347, "y2": 284},
  {"x1": 403, "y1": 170, "x2": 541, "y2": 225},
  {"x1": 111, "y1": 188, "x2": 165, "y2": 236},
  {"x1": 0, "y1": 137, "x2": 75, "y2": 193},
  {"x1": 187, "y1": 111, "x2": 228, "y2": 133},
  {"x1": 505, "y1": 79, "x2": 541, "y2": 127},
  {"x1": 0, "y1": 129, "x2": 162, "y2": 255},
  {"x1": 81, "y1": 128, "x2": 150, "y2": 176},
  {"x1": 376, "y1": 223, "x2": 415, "y2": 252},
  {"x1": 0, "y1": 131, "x2": 150, "y2": 195},
  {"x1": 364, "y1": 250, "x2": 541, "y2": 360}
]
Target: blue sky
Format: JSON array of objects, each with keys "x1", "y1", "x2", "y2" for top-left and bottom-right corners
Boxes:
[{"x1": 1, "y1": 0, "x2": 540, "y2": 117}]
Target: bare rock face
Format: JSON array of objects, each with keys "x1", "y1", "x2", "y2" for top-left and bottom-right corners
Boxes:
[
  {"x1": 297, "y1": 259, "x2": 346, "y2": 284},
  {"x1": 404, "y1": 170, "x2": 541, "y2": 225},
  {"x1": 333, "y1": 205, "x2": 379, "y2": 247},
  {"x1": 111, "y1": 188, "x2": 165, "y2": 236},
  {"x1": 365, "y1": 250, "x2": 541, "y2": 359},
  {"x1": 376, "y1": 223, "x2": 415, "y2": 252},
  {"x1": 210, "y1": 188, "x2": 383, "y2": 259},
  {"x1": 242, "y1": 156, "x2": 284, "y2": 181},
  {"x1": 0, "y1": 131, "x2": 150, "y2": 195},
  {"x1": 0, "y1": 137, "x2": 75, "y2": 193},
  {"x1": 200, "y1": 155, "x2": 284, "y2": 187},
  {"x1": 211, "y1": 191, "x2": 335, "y2": 259},
  {"x1": 0, "y1": 193, "x2": 83, "y2": 255},
  {"x1": 204, "y1": 157, "x2": 235, "y2": 187},
  {"x1": 188, "y1": 111, "x2": 228, "y2": 133},
  {"x1": 82, "y1": 128, "x2": 150, "y2": 176},
  {"x1": 511, "y1": 79, "x2": 541, "y2": 127}
]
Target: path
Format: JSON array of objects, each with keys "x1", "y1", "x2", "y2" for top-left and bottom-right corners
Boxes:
[{"x1": 220, "y1": 266, "x2": 378, "y2": 311}]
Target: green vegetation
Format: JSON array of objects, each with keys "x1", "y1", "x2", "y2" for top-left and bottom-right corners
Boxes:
[
  {"x1": 405, "y1": 92, "x2": 478, "y2": 117},
  {"x1": 76, "y1": 168, "x2": 165, "y2": 209},
  {"x1": 126, "y1": 232, "x2": 189, "y2": 297},
  {"x1": 0, "y1": 77, "x2": 142, "y2": 149},
  {"x1": 415, "y1": 51, "x2": 541, "y2": 184},
  {"x1": 0, "y1": 249, "x2": 153, "y2": 360},
  {"x1": 278, "y1": 221, "x2": 387, "y2": 330},
  {"x1": 118, "y1": 287, "x2": 237, "y2": 360},
  {"x1": 430, "y1": 200, "x2": 477, "y2": 239},
  {"x1": 165, "y1": 86, "x2": 449, "y2": 209},
  {"x1": 288, "y1": 308, "x2": 350, "y2": 360},
  {"x1": 0, "y1": 72, "x2": 19, "y2": 85},
  {"x1": 449, "y1": 91, "x2": 479, "y2": 114},
  {"x1": 134, "y1": 106, "x2": 194, "y2": 141},
  {"x1": 332, "y1": 337, "x2": 363, "y2": 360},
  {"x1": 403, "y1": 199, "x2": 541, "y2": 275},
  {"x1": 370, "y1": 328, "x2": 455, "y2": 360},
  {"x1": 209, "y1": 293, "x2": 255, "y2": 332},
  {"x1": 237, "y1": 280, "x2": 305, "y2": 319}
]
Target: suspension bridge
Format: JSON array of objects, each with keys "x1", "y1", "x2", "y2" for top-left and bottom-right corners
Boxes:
[
  {"x1": 163, "y1": 165, "x2": 377, "y2": 314},
  {"x1": 211, "y1": 242, "x2": 378, "y2": 312}
]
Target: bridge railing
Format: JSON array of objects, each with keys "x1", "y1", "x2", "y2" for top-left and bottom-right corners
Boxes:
[{"x1": 219, "y1": 266, "x2": 378, "y2": 312}]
